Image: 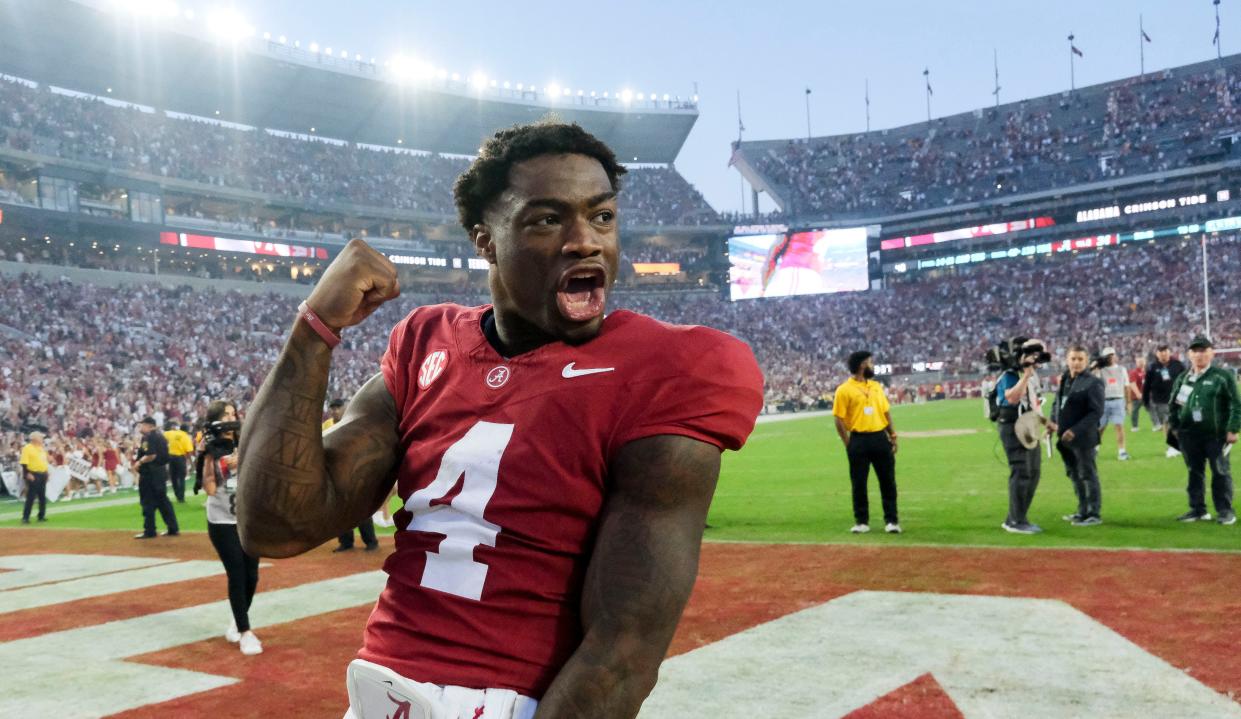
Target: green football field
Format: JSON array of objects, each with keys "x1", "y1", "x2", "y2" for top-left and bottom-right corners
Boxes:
[{"x1": 2, "y1": 398, "x2": 1236, "y2": 552}]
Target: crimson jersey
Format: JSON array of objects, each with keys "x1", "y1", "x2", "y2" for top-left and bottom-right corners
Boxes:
[{"x1": 360, "y1": 304, "x2": 763, "y2": 697}]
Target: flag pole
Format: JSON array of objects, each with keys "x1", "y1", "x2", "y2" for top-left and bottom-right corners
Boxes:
[
  {"x1": 1068, "y1": 33, "x2": 1076, "y2": 91},
  {"x1": 1140, "y1": 15, "x2": 1146, "y2": 76},
  {"x1": 865, "y1": 78, "x2": 871, "y2": 132},
  {"x1": 1215, "y1": 0, "x2": 1223, "y2": 61},
  {"x1": 804, "y1": 88, "x2": 812, "y2": 139},
  {"x1": 923, "y1": 67, "x2": 931, "y2": 122},
  {"x1": 993, "y1": 48, "x2": 1000, "y2": 107}
]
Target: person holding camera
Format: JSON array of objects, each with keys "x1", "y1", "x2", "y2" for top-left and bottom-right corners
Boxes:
[
  {"x1": 1168, "y1": 336, "x2": 1239, "y2": 525},
  {"x1": 1094, "y1": 348, "x2": 1131, "y2": 461},
  {"x1": 199, "y1": 400, "x2": 263, "y2": 655},
  {"x1": 1049, "y1": 345, "x2": 1105, "y2": 526},
  {"x1": 992, "y1": 338, "x2": 1049, "y2": 535},
  {"x1": 134, "y1": 416, "x2": 179, "y2": 539}
]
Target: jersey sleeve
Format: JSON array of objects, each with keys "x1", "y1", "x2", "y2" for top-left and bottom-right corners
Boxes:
[
  {"x1": 380, "y1": 308, "x2": 420, "y2": 417},
  {"x1": 612, "y1": 331, "x2": 764, "y2": 453}
]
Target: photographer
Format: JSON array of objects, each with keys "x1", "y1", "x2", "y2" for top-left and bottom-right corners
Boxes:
[
  {"x1": 1094, "y1": 348, "x2": 1131, "y2": 461},
  {"x1": 199, "y1": 400, "x2": 263, "y2": 656},
  {"x1": 991, "y1": 337, "x2": 1049, "y2": 535},
  {"x1": 1049, "y1": 346, "x2": 1105, "y2": 526}
]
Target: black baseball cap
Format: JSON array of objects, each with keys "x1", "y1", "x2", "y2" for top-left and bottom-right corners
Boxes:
[{"x1": 1188, "y1": 335, "x2": 1213, "y2": 350}]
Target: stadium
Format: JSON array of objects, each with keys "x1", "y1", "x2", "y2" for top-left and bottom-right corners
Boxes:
[{"x1": 1, "y1": 1, "x2": 1239, "y2": 717}]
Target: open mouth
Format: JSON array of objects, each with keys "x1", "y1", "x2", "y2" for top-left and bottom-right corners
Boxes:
[{"x1": 555, "y1": 266, "x2": 607, "y2": 323}]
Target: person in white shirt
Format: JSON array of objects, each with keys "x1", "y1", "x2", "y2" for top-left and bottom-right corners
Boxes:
[{"x1": 1095, "y1": 347, "x2": 1131, "y2": 460}]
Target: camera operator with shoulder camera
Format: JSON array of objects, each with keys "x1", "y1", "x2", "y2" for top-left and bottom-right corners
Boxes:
[
  {"x1": 989, "y1": 337, "x2": 1051, "y2": 534},
  {"x1": 1048, "y1": 345, "x2": 1105, "y2": 526},
  {"x1": 198, "y1": 400, "x2": 263, "y2": 656}
]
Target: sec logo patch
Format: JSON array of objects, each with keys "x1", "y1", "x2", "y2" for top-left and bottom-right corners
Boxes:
[{"x1": 418, "y1": 350, "x2": 449, "y2": 390}]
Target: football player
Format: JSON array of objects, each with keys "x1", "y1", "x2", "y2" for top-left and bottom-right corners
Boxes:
[{"x1": 238, "y1": 120, "x2": 764, "y2": 719}]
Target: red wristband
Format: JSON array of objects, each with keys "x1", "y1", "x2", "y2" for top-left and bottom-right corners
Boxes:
[{"x1": 297, "y1": 301, "x2": 341, "y2": 349}]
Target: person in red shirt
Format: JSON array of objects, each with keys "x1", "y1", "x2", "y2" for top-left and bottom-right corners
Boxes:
[
  {"x1": 238, "y1": 121, "x2": 764, "y2": 719},
  {"x1": 1128, "y1": 354, "x2": 1147, "y2": 431}
]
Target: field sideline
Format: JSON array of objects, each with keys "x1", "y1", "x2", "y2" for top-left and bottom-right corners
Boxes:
[{"x1": 3, "y1": 398, "x2": 1235, "y2": 553}]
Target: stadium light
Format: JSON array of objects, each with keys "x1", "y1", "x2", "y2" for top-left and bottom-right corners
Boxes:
[
  {"x1": 636, "y1": 93, "x2": 644, "y2": 101},
  {"x1": 113, "y1": 0, "x2": 180, "y2": 18},
  {"x1": 324, "y1": 47, "x2": 332, "y2": 56},
  {"x1": 602, "y1": 91, "x2": 609, "y2": 98},
  {"x1": 577, "y1": 90, "x2": 584, "y2": 96},
  {"x1": 309, "y1": 42, "x2": 319, "y2": 53},
  {"x1": 262, "y1": 31, "x2": 270, "y2": 39},
  {"x1": 437, "y1": 69, "x2": 449, "y2": 80},
  {"x1": 490, "y1": 79, "x2": 498, "y2": 88},
  {"x1": 502, "y1": 81, "x2": 511, "y2": 89},
  {"x1": 563, "y1": 87, "x2": 572, "y2": 96},
  {"x1": 341, "y1": 49, "x2": 349, "y2": 58},
  {"x1": 206, "y1": 8, "x2": 254, "y2": 42},
  {"x1": 516, "y1": 83, "x2": 524, "y2": 90},
  {"x1": 106, "y1": 87, "x2": 113, "y2": 93},
  {"x1": 692, "y1": 94, "x2": 699, "y2": 102},
  {"x1": 470, "y1": 73, "x2": 488, "y2": 91},
  {"x1": 546, "y1": 83, "x2": 562, "y2": 100},
  {"x1": 620, "y1": 89, "x2": 632, "y2": 104},
  {"x1": 278, "y1": 35, "x2": 287, "y2": 44},
  {"x1": 662, "y1": 93, "x2": 670, "y2": 101}
]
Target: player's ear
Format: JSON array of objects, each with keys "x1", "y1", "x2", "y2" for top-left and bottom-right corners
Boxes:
[{"x1": 472, "y1": 224, "x2": 496, "y2": 264}]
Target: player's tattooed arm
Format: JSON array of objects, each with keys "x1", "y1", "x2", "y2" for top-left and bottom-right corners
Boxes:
[
  {"x1": 534, "y1": 435, "x2": 722, "y2": 719},
  {"x1": 237, "y1": 322, "x2": 399, "y2": 558}
]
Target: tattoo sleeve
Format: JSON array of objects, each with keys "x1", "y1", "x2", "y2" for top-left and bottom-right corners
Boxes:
[
  {"x1": 237, "y1": 321, "x2": 400, "y2": 558},
  {"x1": 533, "y1": 435, "x2": 722, "y2": 718}
]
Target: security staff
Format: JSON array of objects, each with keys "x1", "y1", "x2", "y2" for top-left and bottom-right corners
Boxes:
[
  {"x1": 994, "y1": 339, "x2": 1047, "y2": 534},
  {"x1": 1050, "y1": 345, "x2": 1105, "y2": 526},
  {"x1": 1144, "y1": 344, "x2": 1187, "y2": 457},
  {"x1": 163, "y1": 420, "x2": 194, "y2": 503},
  {"x1": 19, "y1": 431, "x2": 50, "y2": 524},
  {"x1": 134, "y1": 416, "x2": 180, "y2": 539},
  {"x1": 833, "y1": 350, "x2": 900, "y2": 534},
  {"x1": 1168, "y1": 336, "x2": 1240, "y2": 525}
]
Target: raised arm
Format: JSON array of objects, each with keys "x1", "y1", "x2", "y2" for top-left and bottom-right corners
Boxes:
[
  {"x1": 534, "y1": 435, "x2": 722, "y2": 718},
  {"x1": 237, "y1": 240, "x2": 403, "y2": 558}
]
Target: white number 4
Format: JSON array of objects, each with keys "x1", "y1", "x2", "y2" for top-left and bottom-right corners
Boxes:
[{"x1": 404, "y1": 421, "x2": 514, "y2": 601}]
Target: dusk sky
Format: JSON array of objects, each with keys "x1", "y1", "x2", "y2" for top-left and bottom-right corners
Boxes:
[{"x1": 224, "y1": 1, "x2": 1234, "y2": 213}]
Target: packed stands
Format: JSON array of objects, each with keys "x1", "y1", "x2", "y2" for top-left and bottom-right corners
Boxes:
[
  {"x1": 2, "y1": 234, "x2": 1236, "y2": 470},
  {"x1": 737, "y1": 56, "x2": 1241, "y2": 219},
  {"x1": 0, "y1": 78, "x2": 717, "y2": 226}
]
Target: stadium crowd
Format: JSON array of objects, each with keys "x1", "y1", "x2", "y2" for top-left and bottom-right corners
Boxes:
[
  {"x1": 2, "y1": 234, "x2": 1237, "y2": 489},
  {"x1": 0, "y1": 78, "x2": 716, "y2": 226},
  {"x1": 742, "y1": 57, "x2": 1241, "y2": 218}
]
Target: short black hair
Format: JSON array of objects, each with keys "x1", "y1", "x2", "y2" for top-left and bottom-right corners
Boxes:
[
  {"x1": 328, "y1": 399, "x2": 346, "y2": 409},
  {"x1": 847, "y1": 350, "x2": 873, "y2": 374},
  {"x1": 163, "y1": 420, "x2": 176, "y2": 431},
  {"x1": 1066, "y1": 344, "x2": 1089, "y2": 355},
  {"x1": 1156, "y1": 343, "x2": 1171, "y2": 351},
  {"x1": 452, "y1": 119, "x2": 627, "y2": 232}
]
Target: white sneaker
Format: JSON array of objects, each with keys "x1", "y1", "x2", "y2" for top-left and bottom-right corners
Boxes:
[
  {"x1": 1118, "y1": 450, "x2": 1130, "y2": 461},
  {"x1": 1166, "y1": 447, "x2": 1182, "y2": 458},
  {"x1": 1152, "y1": 425, "x2": 1163, "y2": 432},
  {"x1": 239, "y1": 631, "x2": 263, "y2": 655},
  {"x1": 225, "y1": 619, "x2": 240, "y2": 643},
  {"x1": 885, "y1": 523, "x2": 902, "y2": 534},
  {"x1": 850, "y1": 524, "x2": 870, "y2": 534}
]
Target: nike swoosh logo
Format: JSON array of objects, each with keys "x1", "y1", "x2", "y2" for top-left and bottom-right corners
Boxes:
[{"x1": 562, "y1": 362, "x2": 615, "y2": 378}]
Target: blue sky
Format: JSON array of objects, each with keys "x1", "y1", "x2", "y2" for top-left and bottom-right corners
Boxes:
[{"x1": 226, "y1": 1, "x2": 1232, "y2": 213}]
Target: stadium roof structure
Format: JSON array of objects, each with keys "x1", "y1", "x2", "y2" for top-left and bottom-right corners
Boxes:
[{"x1": 0, "y1": 0, "x2": 698, "y2": 163}]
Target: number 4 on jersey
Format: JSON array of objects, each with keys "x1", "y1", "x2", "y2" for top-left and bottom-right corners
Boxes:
[{"x1": 404, "y1": 421, "x2": 514, "y2": 601}]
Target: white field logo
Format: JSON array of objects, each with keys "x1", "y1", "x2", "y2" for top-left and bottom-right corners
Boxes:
[{"x1": 418, "y1": 350, "x2": 449, "y2": 390}]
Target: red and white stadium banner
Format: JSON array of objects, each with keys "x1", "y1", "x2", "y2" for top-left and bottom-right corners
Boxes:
[
  {"x1": 881, "y1": 217, "x2": 1056, "y2": 251},
  {"x1": 159, "y1": 232, "x2": 329, "y2": 260}
]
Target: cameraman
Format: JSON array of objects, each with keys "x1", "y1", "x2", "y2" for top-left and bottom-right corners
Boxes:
[
  {"x1": 1094, "y1": 348, "x2": 1131, "y2": 461},
  {"x1": 199, "y1": 400, "x2": 263, "y2": 656},
  {"x1": 994, "y1": 339, "x2": 1047, "y2": 534},
  {"x1": 1049, "y1": 345, "x2": 1105, "y2": 526}
]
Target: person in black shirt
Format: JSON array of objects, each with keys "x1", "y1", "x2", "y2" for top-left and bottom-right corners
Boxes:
[
  {"x1": 1049, "y1": 345, "x2": 1106, "y2": 525},
  {"x1": 134, "y1": 416, "x2": 179, "y2": 539},
  {"x1": 1143, "y1": 344, "x2": 1187, "y2": 457}
]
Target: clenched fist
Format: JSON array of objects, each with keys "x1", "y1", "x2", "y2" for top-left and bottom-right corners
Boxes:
[{"x1": 303, "y1": 239, "x2": 400, "y2": 330}]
